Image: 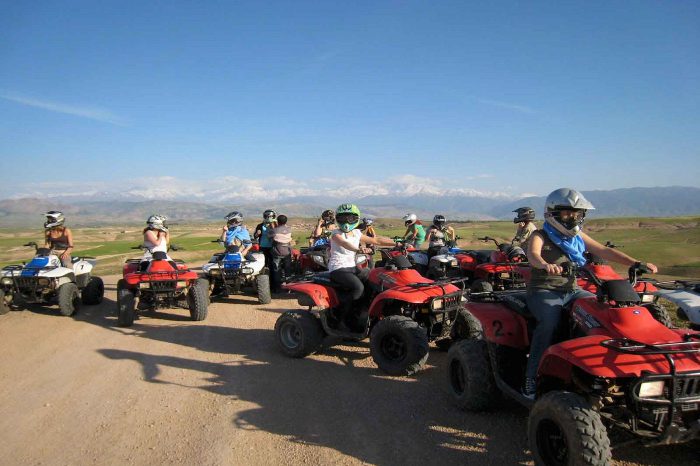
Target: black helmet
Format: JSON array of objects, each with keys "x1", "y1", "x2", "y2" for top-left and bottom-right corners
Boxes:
[
  {"x1": 433, "y1": 214, "x2": 446, "y2": 228},
  {"x1": 263, "y1": 209, "x2": 276, "y2": 223},
  {"x1": 321, "y1": 209, "x2": 335, "y2": 223},
  {"x1": 513, "y1": 207, "x2": 535, "y2": 223}
]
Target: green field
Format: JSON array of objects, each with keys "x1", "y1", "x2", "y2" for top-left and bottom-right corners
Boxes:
[{"x1": 1, "y1": 217, "x2": 698, "y2": 280}]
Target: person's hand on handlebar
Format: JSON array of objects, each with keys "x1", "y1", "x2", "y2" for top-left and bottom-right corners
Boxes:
[{"x1": 544, "y1": 263, "x2": 564, "y2": 275}]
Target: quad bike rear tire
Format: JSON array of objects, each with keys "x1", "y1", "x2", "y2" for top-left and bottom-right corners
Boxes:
[
  {"x1": 370, "y1": 315, "x2": 429, "y2": 376},
  {"x1": 117, "y1": 284, "x2": 136, "y2": 327},
  {"x1": 470, "y1": 279, "x2": 493, "y2": 293},
  {"x1": 446, "y1": 339, "x2": 500, "y2": 411},
  {"x1": 57, "y1": 282, "x2": 80, "y2": 316},
  {"x1": 81, "y1": 276, "x2": 104, "y2": 305},
  {"x1": 528, "y1": 391, "x2": 611, "y2": 466},
  {"x1": 274, "y1": 311, "x2": 324, "y2": 358},
  {"x1": 197, "y1": 277, "x2": 211, "y2": 304},
  {"x1": 643, "y1": 303, "x2": 673, "y2": 328},
  {"x1": 188, "y1": 279, "x2": 209, "y2": 321},
  {"x1": 0, "y1": 289, "x2": 10, "y2": 315},
  {"x1": 256, "y1": 274, "x2": 272, "y2": 304}
]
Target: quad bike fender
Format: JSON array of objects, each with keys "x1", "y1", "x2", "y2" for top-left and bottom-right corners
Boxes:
[
  {"x1": 465, "y1": 302, "x2": 530, "y2": 348},
  {"x1": 367, "y1": 285, "x2": 460, "y2": 318},
  {"x1": 72, "y1": 259, "x2": 94, "y2": 276},
  {"x1": 655, "y1": 288, "x2": 700, "y2": 325},
  {"x1": 474, "y1": 263, "x2": 516, "y2": 278},
  {"x1": 457, "y1": 254, "x2": 478, "y2": 272},
  {"x1": 42, "y1": 266, "x2": 76, "y2": 280},
  {"x1": 540, "y1": 335, "x2": 700, "y2": 380},
  {"x1": 283, "y1": 282, "x2": 339, "y2": 309}
]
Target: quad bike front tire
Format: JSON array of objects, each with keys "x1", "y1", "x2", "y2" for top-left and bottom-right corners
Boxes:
[
  {"x1": 446, "y1": 339, "x2": 500, "y2": 411},
  {"x1": 643, "y1": 303, "x2": 673, "y2": 328},
  {"x1": 81, "y1": 276, "x2": 104, "y2": 305},
  {"x1": 528, "y1": 391, "x2": 611, "y2": 466},
  {"x1": 470, "y1": 279, "x2": 493, "y2": 293},
  {"x1": 117, "y1": 285, "x2": 136, "y2": 327},
  {"x1": 274, "y1": 311, "x2": 324, "y2": 358},
  {"x1": 187, "y1": 279, "x2": 209, "y2": 321},
  {"x1": 256, "y1": 274, "x2": 272, "y2": 304},
  {"x1": 57, "y1": 282, "x2": 80, "y2": 316},
  {"x1": 370, "y1": 315, "x2": 429, "y2": 376},
  {"x1": 0, "y1": 289, "x2": 10, "y2": 315},
  {"x1": 197, "y1": 277, "x2": 211, "y2": 304}
]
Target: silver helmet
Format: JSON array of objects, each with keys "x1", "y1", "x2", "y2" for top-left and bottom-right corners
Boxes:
[
  {"x1": 147, "y1": 214, "x2": 169, "y2": 232},
  {"x1": 44, "y1": 211, "x2": 65, "y2": 229},
  {"x1": 543, "y1": 188, "x2": 595, "y2": 237},
  {"x1": 225, "y1": 211, "x2": 243, "y2": 225},
  {"x1": 402, "y1": 213, "x2": 417, "y2": 227}
]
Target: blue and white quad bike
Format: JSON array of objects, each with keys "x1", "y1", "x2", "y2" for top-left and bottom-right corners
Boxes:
[
  {"x1": 0, "y1": 242, "x2": 104, "y2": 316},
  {"x1": 427, "y1": 239, "x2": 465, "y2": 280},
  {"x1": 200, "y1": 240, "x2": 271, "y2": 304}
]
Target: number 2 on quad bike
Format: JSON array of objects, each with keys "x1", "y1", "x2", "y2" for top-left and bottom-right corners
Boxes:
[
  {"x1": 0, "y1": 242, "x2": 104, "y2": 316},
  {"x1": 275, "y1": 249, "x2": 474, "y2": 376},
  {"x1": 445, "y1": 262, "x2": 700, "y2": 465},
  {"x1": 116, "y1": 245, "x2": 208, "y2": 327},
  {"x1": 199, "y1": 239, "x2": 271, "y2": 304}
]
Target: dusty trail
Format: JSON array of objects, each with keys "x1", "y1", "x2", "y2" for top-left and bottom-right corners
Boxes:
[{"x1": 0, "y1": 276, "x2": 696, "y2": 465}]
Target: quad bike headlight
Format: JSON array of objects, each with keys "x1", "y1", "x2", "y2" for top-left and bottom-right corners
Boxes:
[
  {"x1": 210, "y1": 269, "x2": 221, "y2": 276},
  {"x1": 431, "y1": 298, "x2": 444, "y2": 310},
  {"x1": 640, "y1": 294, "x2": 655, "y2": 303},
  {"x1": 177, "y1": 281, "x2": 187, "y2": 288},
  {"x1": 312, "y1": 255, "x2": 325, "y2": 265},
  {"x1": 638, "y1": 380, "x2": 665, "y2": 398},
  {"x1": 37, "y1": 278, "x2": 50, "y2": 287},
  {"x1": 241, "y1": 267, "x2": 254, "y2": 275},
  {"x1": 1, "y1": 277, "x2": 12, "y2": 286}
]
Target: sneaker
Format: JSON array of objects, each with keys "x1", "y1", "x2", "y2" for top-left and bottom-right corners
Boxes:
[{"x1": 521, "y1": 377, "x2": 536, "y2": 400}]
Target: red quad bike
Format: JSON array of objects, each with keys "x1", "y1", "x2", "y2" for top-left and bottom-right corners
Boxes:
[
  {"x1": 465, "y1": 236, "x2": 529, "y2": 293},
  {"x1": 376, "y1": 237, "x2": 429, "y2": 275},
  {"x1": 116, "y1": 245, "x2": 209, "y2": 327},
  {"x1": 274, "y1": 251, "x2": 472, "y2": 376},
  {"x1": 294, "y1": 236, "x2": 372, "y2": 277},
  {"x1": 446, "y1": 263, "x2": 700, "y2": 465}
]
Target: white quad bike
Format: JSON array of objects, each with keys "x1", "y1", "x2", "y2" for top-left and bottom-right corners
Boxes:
[
  {"x1": 427, "y1": 239, "x2": 464, "y2": 280},
  {"x1": 200, "y1": 240, "x2": 271, "y2": 304},
  {"x1": 0, "y1": 242, "x2": 104, "y2": 316}
]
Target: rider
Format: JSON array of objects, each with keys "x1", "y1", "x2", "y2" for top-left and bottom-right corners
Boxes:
[
  {"x1": 511, "y1": 207, "x2": 536, "y2": 250},
  {"x1": 310, "y1": 209, "x2": 336, "y2": 248},
  {"x1": 254, "y1": 209, "x2": 277, "y2": 268},
  {"x1": 523, "y1": 188, "x2": 658, "y2": 398},
  {"x1": 220, "y1": 211, "x2": 253, "y2": 259},
  {"x1": 141, "y1": 214, "x2": 171, "y2": 271},
  {"x1": 402, "y1": 213, "x2": 426, "y2": 249},
  {"x1": 328, "y1": 204, "x2": 394, "y2": 331},
  {"x1": 43, "y1": 211, "x2": 74, "y2": 267},
  {"x1": 359, "y1": 217, "x2": 377, "y2": 268},
  {"x1": 425, "y1": 214, "x2": 456, "y2": 258}
]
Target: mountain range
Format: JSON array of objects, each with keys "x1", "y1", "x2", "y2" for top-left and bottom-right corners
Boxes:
[{"x1": 0, "y1": 186, "x2": 698, "y2": 227}]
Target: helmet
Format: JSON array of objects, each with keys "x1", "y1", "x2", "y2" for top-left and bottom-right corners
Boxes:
[
  {"x1": 507, "y1": 246, "x2": 527, "y2": 262},
  {"x1": 543, "y1": 188, "x2": 595, "y2": 237},
  {"x1": 263, "y1": 209, "x2": 276, "y2": 223},
  {"x1": 146, "y1": 214, "x2": 169, "y2": 232},
  {"x1": 433, "y1": 214, "x2": 446, "y2": 228},
  {"x1": 335, "y1": 204, "x2": 361, "y2": 233},
  {"x1": 403, "y1": 213, "x2": 417, "y2": 227},
  {"x1": 225, "y1": 211, "x2": 243, "y2": 226},
  {"x1": 44, "y1": 211, "x2": 65, "y2": 229},
  {"x1": 361, "y1": 217, "x2": 374, "y2": 227},
  {"x1": 321, "y1": 209, "x2": 335, "y2": 223},
  {"x1": 513, "y1": 207, "x2": 535, "y2": 223}
]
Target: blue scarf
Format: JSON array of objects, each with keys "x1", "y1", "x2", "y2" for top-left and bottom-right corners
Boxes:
[{"x1": 543, "y1": 222, "x2": 587, "y2": 266}]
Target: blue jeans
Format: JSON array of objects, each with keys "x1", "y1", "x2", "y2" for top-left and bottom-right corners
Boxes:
[{"x1": 525, "y1": 288, "x2": 594, "y2": 379}]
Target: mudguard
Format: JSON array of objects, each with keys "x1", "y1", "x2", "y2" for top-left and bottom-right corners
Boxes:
[
  {"x1": 539, "y1": 334, "x2": 700, "y2": 380},
  {"x1": 283, "y1": 282, "x2": 340, "y2": 309},
  {"x1": 367, "y1": 283, "x2": 462, "y2": 318},
  {"x1": 474, "y1": 263, "x2": 518, "y2": 278},
  {"x1": 465, "y1": 302, "x2": 530, "y2": 348},
  {"x1": 655, "y1": 288, "x2": 700, "y2": 325}
]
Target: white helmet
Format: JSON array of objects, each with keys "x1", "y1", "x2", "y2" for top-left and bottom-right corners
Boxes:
[
  {"x1": 225, "y1": 211, "x2": 243, "y2": 225},
  {"x1": 44, "y1": 211, "x2": 65, "y2": 229},
  {"x1": 147, "y1": 214, "x2": 169, "y2": 232},
  {"x1": 544, "y1": 188, "x2": 595, "y2": 237},
  {"x1": 362, "y1": 217, "x2": 374, "y2": 227},
  {"x1": 402, "y1": 213, "x2": 418, "y2": 227}
]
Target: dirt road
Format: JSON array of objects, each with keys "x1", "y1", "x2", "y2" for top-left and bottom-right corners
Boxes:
[{"x1": 0, "y1": 276, "x2": 697, "y2": 465}]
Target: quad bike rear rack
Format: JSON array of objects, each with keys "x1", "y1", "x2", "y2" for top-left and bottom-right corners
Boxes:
[{"x1": 600, "y1": 337, "x2": 700, "y2": 445}]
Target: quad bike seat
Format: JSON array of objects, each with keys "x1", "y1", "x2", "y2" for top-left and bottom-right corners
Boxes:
[
  {"x1": 469, "y1": 250, "x2": 493, "y2": 264},
  {"x1": 499, "y1": 292, "x2": 533, "y2": 319},
  {"x1": 312, "y1": 272, "x2": 343, "y2": 288}
]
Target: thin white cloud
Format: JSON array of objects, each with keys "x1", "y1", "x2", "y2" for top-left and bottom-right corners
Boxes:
[
  {"x1": 0, "y1": 92, "x2": 127, "y2": 125},
  {"x1": 476, "y1": 98, "x2": 535, "y2": 115}
]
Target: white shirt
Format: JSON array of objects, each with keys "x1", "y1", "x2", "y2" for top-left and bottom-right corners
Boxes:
[
  {"x1": 327, "y1": 229, "x2": 362, "y2": 272},
  {"x1": 143, "y1": 234, "x2": 169, "y2": 260}
]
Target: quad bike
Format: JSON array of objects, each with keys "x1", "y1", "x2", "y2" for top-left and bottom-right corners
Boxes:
[
  {"x1": 199, "y1": 239, "x2": 271, "y2": 304},
  {"x1": 445, "y1": 262, "x2": 699, "y2": 464},
  {"x1": 652, "y1": 280, "x2": 700, "y2": 329},
  {"x1": 275, "y1": 250, "x2": 471, "y2": 376},
  {"x1": 376, "y1": 237, "x2": 429, "y2": 275},
  {"x1": 0, "y1": 242, "x2": 104, "y2": 316},
  {"x1": 116, "y1": 245, "x2": 208, "y2": 327},
  {"x1": 295, "y1": 235, "x2": 371, "y2": 276},
  {"x1": 427, "y1": 236, "x2": 468, "y2": 280},
  {"x1": 466, "y1": 236, "x2": 529, "y2": 293}
]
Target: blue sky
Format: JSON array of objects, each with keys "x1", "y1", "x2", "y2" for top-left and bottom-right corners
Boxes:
[{"x1": 1, "y1": 1, "x2": 698, "y2": 200}]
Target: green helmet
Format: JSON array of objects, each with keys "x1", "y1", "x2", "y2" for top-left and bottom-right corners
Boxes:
[{"x1": 336, "y1": 204, "x2": 361, "y2": 233}]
